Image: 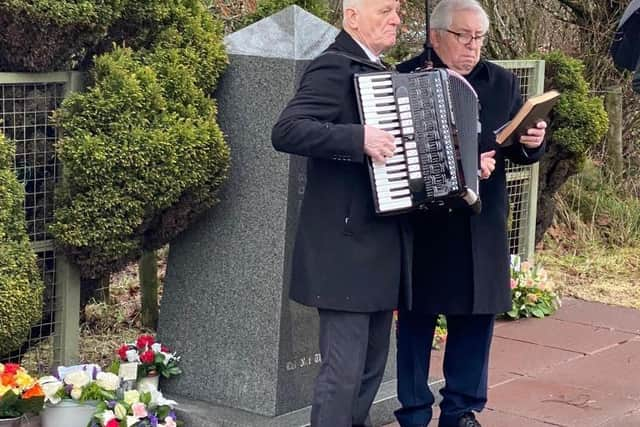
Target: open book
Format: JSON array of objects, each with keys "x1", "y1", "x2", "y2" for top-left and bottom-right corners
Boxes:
[{"x1": 494, "y1": 90, "x2": 560, "y2": 146}]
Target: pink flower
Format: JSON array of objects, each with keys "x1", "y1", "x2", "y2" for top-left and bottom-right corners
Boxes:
[
  {"x1": 510, "y1": 278, "x2": 517, "y2": 289},
  {"x1": 163, "y1": 416, "x2": 177, "y2": 427},
  {"x1": 131, "y1": 402, "x2": 148, "y2": 418}
]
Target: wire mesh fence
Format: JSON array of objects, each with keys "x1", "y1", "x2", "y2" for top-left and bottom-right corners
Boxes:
[
  {"x1": 0, "y1": 72, "x2": 81, "y2": 374},
  {"x1": 492, "y1": 60, "x2": 545, "y2": 261}
]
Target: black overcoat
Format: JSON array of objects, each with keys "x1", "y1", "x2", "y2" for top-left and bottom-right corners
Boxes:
[
  {"x1": 397, "y1": 52, "x2": 545, "y2": 315},
  {"x1": 272, "y1": 31, "x2": 412, "y2": 313}
]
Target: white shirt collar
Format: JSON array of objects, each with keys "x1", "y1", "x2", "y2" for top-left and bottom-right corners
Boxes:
[{"x1": 354, "y1": 39, "x2": 379, "y2": 63}]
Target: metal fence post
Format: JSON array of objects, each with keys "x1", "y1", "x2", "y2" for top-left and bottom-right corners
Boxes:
[{"x1": 53, "y1": 255, "x2": 81, "y2": 365}]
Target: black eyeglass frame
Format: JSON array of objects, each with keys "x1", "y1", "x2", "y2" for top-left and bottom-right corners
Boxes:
[{"x1": 444, "y1": 29, "x2": 487, "y2": 45}]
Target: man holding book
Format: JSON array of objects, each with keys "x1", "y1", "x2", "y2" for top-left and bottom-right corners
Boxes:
[{"x1": 393, "y1": 1, "x2": 547, "y2": 426}]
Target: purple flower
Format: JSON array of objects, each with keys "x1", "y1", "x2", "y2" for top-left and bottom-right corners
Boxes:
[
  {"x1": 107, "y1": 400, "x2": 117, "y2": 409},
  {"x1": 168, "y1": 410, "x2": 176, "y2": 420},
  {"x1": 149, "y1": 414, "x2": 159, "y2": 426}
]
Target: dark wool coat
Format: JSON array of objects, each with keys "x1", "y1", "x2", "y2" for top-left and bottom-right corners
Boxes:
[
  {"x1": 397, "y1": 52, "x2": 545, "y2": 315},
  {"x1": 271, "y1": 31, "x2": 412, "y2": 313}
]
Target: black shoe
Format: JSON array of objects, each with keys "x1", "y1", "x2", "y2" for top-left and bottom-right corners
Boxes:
[{"x1": 457, "y1": 412, "x2": 481, "y2": 427}]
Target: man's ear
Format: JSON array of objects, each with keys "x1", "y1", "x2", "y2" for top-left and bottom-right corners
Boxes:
[
  {"x1": 344, "y1": 7, "x2": 358, "y2": 30},
  {"x1": 429, "y1": 29, "x2": 440, "y2": 49}
]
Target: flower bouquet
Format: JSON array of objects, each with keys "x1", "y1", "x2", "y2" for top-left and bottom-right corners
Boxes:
[
  {"x1": 89, "y1": 389, "x2": 182, "y2": 427},
  {"x1": 39, "y1": 366, "x2": 119, "y2": 427},
  {"x1": 503, "y1": 255, "x2": 562, "y2": 320},
  {"x1": 114, "y1": 335, "x2": 181, "y2": 387},
  {"x1": 0, "y1": 363, "x2": 45, "y2": 421}
]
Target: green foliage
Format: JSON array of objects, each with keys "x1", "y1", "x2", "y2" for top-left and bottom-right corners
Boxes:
[
  {"x1": 0, "y1": 0, "x2": 124, "y2": 71},
  {"x1": 51, "y1": 1, "x2": 230, "y2": 278},
  {"x1": 541, "y1": 51, "x2": 609, "y2": 157},
  {"x1": 0, "y1": 134, "x2": 44, "y2": 355},
  {"x1": 562, "y1": 160, "x2": 640, "y2": 247},
  {"x1": 503, "y1": 256, "x2": 561, "y2": 320}
]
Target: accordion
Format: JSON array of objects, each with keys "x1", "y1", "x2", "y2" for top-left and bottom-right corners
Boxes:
[{"x1": 354, "y1": 68, "x2": 481, "y2": 215}]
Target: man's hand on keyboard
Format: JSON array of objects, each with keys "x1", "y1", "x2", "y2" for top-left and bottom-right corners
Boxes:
[{"x1": 364, "y1": 125, "x2": 395, "y2": 164}]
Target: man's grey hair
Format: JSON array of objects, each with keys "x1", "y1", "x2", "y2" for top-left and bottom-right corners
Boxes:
[{"x1": 430, "y1": 0, "x2": 490, "y2": 33}]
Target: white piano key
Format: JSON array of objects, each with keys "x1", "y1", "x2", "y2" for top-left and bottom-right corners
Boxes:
[
  {"x1": 385, "y1": 155, "x2": 405, "y2": 165},
  {"x1": 374, "y1": 180, "x2": 409, "y2": 191},
  {"x1": 396, "y1": 97, "x2": 410, "y2": 105},
  {"x1": 361, "y1": 96, "x2": 395, "y2": 106},
  {"x1": 378, "y1": 197, "x2": 413, "y2": 211},
  {"x1": 378, "y1": 187, "x2": 411, "y2": 197}
]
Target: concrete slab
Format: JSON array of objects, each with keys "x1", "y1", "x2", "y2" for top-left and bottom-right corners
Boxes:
[
  {"x1": 536, "y1": 339, "x2": 640, "y2": 401},
  {"x1": 490, "y1": 336, "x2": 582, "y2": 377},
  {"x1": 488, "y1": 377, "x2": 640, "y2": 427},
  {"x1": 494, "y1": 316, "x2": 636, "y2": 354},
  {"x1": 553, "y1": 298, "x2": 640, "y2": 336}
]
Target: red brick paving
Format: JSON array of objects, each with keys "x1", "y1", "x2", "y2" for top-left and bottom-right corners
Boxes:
[{"x1": 383, "y1": 298, "x2": 640, "y2": 427}]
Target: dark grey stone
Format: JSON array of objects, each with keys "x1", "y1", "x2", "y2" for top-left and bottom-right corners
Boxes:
[
  {"x1": 158, "y1": 4, "x2": 409, "y2": 424},
  {"x1": 168, "y1": 379, "x2": 445, "y2": 427}
]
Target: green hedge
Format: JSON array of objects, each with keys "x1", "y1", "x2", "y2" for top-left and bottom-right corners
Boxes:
[
  {"x1": 0, "y1": 134, "x2": 44, "y2": 355},
  {"x1": 50, "y1": 0, "x2": 229, "y2": 278},
  {"x1": 0, "y1": 0, "x2": 123, "y2": 71}
]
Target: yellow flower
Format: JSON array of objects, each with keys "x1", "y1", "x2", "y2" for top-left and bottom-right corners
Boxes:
[
  {"x1": 0, "y1": 383, "x2": 10, "y2": 397},
  {"x1": 14, "y1": 370, "x2": 34, "y2": 389},
  {"x1": 0, "y1": 363, "x2": 4, "y2": 375},
  {"x1": 526, "y1": 293, "x2": 538, "y2": 303}
]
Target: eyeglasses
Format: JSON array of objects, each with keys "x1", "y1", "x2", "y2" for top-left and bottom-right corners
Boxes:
[{"x1": 445, "y1": 29, "x2": 486, "y2": 45}]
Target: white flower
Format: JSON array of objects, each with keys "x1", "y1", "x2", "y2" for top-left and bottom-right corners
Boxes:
[
  {"x1": 163, "y1": 417, "x2": 177, "y2": 427},
  {"x1": 126, "y1": 415, "x2": 141, "y2": 427},
  {"x1": 63, "y1": 370, "x2": 91, "y2": 389},
  {"x1": 147, "y1": 389, "x2": 177, "y2": 407},
  {"x1": 100, "y1": 410, "x2": 116, "y2": 424},
  {"x1": 151, "y1": 343, "x2": 162, "y2": 353},
  {"x1": 125, "y1": 349, "x2": 140, "y2": 363},
  {"x1": 38, "y1": 376, "x2": 63, "y2": 404},
  {"x1": 123, "y1": 389, "x2": 140, "y2": 405},
  {"x1": 70, "y1": 387, "x2": 82, "y2": 400},
  {"x1": 96, "y1": 372, "x2": 120, "y2": 391}
]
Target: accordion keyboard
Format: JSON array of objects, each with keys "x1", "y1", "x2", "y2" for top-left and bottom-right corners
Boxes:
[{"x1": 356, "y1": 69, "x2": 471, "y2": 215}]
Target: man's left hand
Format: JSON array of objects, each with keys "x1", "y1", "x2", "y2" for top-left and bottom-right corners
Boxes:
[{"x1": 520, "y1": 120, "x2": 547, "y2": 149}]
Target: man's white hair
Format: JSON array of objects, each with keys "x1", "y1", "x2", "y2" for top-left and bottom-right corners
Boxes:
[
  {"x1": 342, "y1": 0, "x2": 362, "y2": 12},
  {"x1": 430, "y1": 0, "x2": 490, "y2": 33}
]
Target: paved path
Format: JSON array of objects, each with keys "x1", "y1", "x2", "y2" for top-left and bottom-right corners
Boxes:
[{"x1": 384, "y1": 298, "x2": 640, "y2": 426}]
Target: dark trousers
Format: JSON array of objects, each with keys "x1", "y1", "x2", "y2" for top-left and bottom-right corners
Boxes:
[
  {"x1": 394, "y1": 310, "x2": 495, "y2": 427},
  {"x1": 311, "y1": 309, "x2": 393, "y2": 427}
]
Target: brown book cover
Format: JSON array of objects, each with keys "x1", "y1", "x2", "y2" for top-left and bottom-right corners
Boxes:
[{"x1": 495, "y1": 90, "x2": 560, "y2": 146}]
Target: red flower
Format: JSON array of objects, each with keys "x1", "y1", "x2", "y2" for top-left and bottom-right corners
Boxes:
[
  {"x1": 136, "y1": 335, "x2": 155, "y2": 350},
  {"x1": 3, "y1": 363, "x2": 20, "y2": 375},
  {"x1": 140, "y1": 350, "x2": 155, "y2": 364},
  {"x1": 161, "y1": 345, "x2": 170, "y2": 353},
  {"x1": 106, "y1": 419, "x2": 120, "y2": 427},
  {"x1": 117, "y1": 344, "x2": 130, "y2": 361}
]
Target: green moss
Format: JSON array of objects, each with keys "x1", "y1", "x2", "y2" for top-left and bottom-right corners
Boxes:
[
  {"x1": 0, "y1": 134, "x2": 44, "y2": 355},
  {"x1": 50, "y1": 1, "x2": 230, "y2": 278}
]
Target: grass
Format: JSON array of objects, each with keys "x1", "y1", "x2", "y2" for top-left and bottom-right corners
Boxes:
[{"x1": 538, "y1": 227, "x2": 640, "y2": 310}]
